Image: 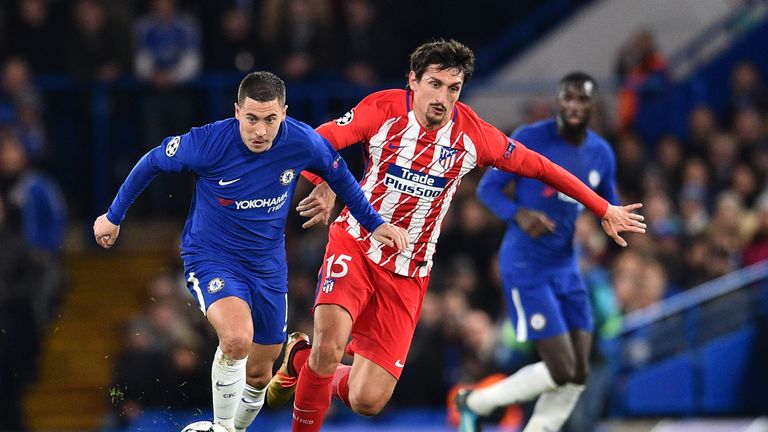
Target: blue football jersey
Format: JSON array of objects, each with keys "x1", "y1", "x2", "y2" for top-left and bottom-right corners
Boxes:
[
  {"x1": 477, "y1": 119, "x2": 618, "y2": 272},
  {"x1": 107, "y1": 117, "x2": 384, "y2": 277}
]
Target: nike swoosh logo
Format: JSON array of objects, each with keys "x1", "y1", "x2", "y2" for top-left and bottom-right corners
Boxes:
[
  {"x1": 387, "y1": 143, "x2": 403, "y2": 150},
  {"x1": 218, "y1": 178, "x2": 241, "y2": 186},
  {"x1": 215, "y1": 379, "x2": 241, "y2": 391},
  {"x1": 395, "y1": 359, "x2": 405, "y2": 368}
]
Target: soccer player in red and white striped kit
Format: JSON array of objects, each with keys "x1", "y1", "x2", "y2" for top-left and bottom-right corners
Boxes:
[{"x1": 267, "y1": 39, "x2": 646, "y2": 431}]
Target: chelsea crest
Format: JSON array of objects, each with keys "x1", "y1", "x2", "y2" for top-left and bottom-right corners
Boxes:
[{"x1": 280, "y1": 169, "x2": 296, "y2": 186}]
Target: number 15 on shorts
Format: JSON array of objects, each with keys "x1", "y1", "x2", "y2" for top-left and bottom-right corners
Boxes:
[{"x1": 322, "y1": 254, "x2": 351, "y2": 293}]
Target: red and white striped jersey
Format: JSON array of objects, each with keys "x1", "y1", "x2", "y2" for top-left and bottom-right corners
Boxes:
[{"x1": 316, "y1": 89, "x2": 608, "y2": 277}]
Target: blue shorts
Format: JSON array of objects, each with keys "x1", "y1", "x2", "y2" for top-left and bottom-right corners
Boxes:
[
  {"x1": 183, "y1": 258, "x2": 287, "y2": 345},
  {"x1": 501, "y1": 270, "x2": 592, "y2": 342}
]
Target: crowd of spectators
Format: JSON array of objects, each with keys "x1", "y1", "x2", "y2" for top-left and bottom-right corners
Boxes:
[
  {"x1": 0, "y1": 0, "x2": 767, "y2": 429},
  {"x1": 0, "y1": 96, "x2": 67, "y2": 430},
  {"x1": 0, "y1": 0, "x2": 544, "y2": 82},
  {"x1": 0, "y1": 0, "x2": 550, "y2": 219}
]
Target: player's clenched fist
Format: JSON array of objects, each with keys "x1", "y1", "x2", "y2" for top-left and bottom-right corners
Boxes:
[
  {"x1": 371, "y1": 223, "x2": 410, "y2": 251},
  {"x1": 93, "y1": 213, "x2": 120, "y2": 249}
]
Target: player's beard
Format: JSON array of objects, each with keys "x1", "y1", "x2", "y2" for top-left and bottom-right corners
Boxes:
[
  {"x1": 425, "y1": 104, "x2": 447, "y2": 127},
  {"x1": 558, "y1": 113, "x2": 588, "y2": 137}
]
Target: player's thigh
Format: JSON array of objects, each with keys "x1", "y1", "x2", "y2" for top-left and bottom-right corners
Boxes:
[
  {"x1": 248, "y1": 275, "x2": 289, "y2": 346},
  {"x1": 348, "y1": 353, "x2": 397, "y2": 413},
  {"x1": 185, "y1": 262, "x2": 253, "y2": 339},
  {"x1": 313, "y1": 227, "x2": 376, "y2": 322},
  {"x1": 207, "y1": 297, "x2": 253, "y2": 341},
  {"x1": 312, "y1": 304, "x2": 353, "y2": 359},
  {"x1": 501, "y1": 274, "x2": 568, "y2": 342},
  {"x1": 348, "y1": 268, "x2": 428, "y2": 380},
  {"x1": 554, "y1": 273, "x2": 593, "y2": 334}
]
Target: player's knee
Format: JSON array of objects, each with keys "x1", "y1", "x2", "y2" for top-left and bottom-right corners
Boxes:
[
  {"x1": 548, "y1": 362, "x2": 577, "y2": 386},
  {"x1": 310, "y1": 340, "x2": 344, "y2": 370},
  {"x1": 218, "y1": 332, "x2": 251, "y2": 359},
  {"x1": 349, "y1": 392, "x2": 387, "y2": 416},
  {"x1": 312, "y1": 333, "x2": 346, "y2": 367}
]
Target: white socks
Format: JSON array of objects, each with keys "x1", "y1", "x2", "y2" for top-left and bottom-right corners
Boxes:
[
  {"x1": 466, "y1": 362, "x2": 557, "y2": 416},
  {"x1": 523, "y1": 383, "x2": 584, "y2": 432},
  {"x1": 234, "y1": 384, "x2": 266, "y2": 432},
  {"x1": 212, "y1": 346, "x2": 247, "y2": 430}
]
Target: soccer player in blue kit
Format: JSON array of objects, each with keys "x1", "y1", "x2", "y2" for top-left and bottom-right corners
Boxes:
[
  {"x1": 92, "y1": 71, "x2": 408, "y2": 432},
  {"x1": 456, "y1": 72, "x2": 624, "y2": 431}
]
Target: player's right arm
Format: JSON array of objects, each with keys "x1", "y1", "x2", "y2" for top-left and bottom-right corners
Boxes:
[{"x1": 93, "y1": 129, "x2": 205, "y2": 249}]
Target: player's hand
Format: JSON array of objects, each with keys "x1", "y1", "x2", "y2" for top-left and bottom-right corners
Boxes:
[
  {"x1": 297, "y1": 182, "x2": 337, "y2": 229},
  {"x1": 600, "y1": 203, "x2": 646, "y2": 247},
  {"x1": 372, "y1": 223, "x2": 410, "y2": 251},
  {"x1": 514, "y1": 208, "x2": 556, "y2": 238},
  {"x1": 93, "y1": 213, "x2": 120, "y2": 249}
]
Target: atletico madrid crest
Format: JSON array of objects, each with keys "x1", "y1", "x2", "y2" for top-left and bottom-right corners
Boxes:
[{"x1": 438, "y1": 146, "x2": 459, "y2": 170}]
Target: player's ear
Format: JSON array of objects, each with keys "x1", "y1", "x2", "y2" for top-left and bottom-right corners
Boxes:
[
  {"x1": 282, "y1": 104, "x2": 288, "y2": 118},
  {"x1": 234, "y1": 102, "x2": 240, "y2": 118},
  {"x1": 407, "y1": 71, "x2": 418, "y2": 91}
]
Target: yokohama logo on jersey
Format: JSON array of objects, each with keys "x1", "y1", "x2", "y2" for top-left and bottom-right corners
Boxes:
[
  {"x1": 216, "y1": 191, "x2": 289, "y2": 212},
  {"x1": 383, "y1": 165, "x2": 447, "y2": 198}
]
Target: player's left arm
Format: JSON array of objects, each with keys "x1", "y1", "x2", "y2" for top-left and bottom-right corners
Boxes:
[{"x1": 484, "y1": 130, "x2": 645, "y2": 246}]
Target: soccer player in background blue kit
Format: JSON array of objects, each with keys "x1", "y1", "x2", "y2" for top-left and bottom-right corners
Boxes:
[
  {"x1": 92, "y1": 71, "x2": 409, "y2": 432},
  {"x1": 456, "y1": 72, "x2": 621, "y2": 432}
]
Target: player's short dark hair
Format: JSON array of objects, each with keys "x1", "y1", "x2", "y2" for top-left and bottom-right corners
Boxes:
[
  {"x1": 237, "y1": 71, "x2": 286, "y2": 105},
  {"x1": 409, "y1": 39, "x2": 475, "y2": 85},
  {"x1": 559, "y1": 71, "x2": 598, "y2": 92}
]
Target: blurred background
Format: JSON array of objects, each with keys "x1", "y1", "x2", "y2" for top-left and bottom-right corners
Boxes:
[{"x1": 0, "y1": 0, "x2": 767, "y2": 431}]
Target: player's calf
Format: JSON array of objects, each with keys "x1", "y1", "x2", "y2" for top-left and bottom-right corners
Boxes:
[
  {"x1": 346, "y1": 365, "x2": 396, "y2": 416},
  {"x1": 349, "y1": 392, "x2": 388, "y2": 417}
]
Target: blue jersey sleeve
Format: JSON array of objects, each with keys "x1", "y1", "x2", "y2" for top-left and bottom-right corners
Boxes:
[
  {"x1": 477, "y1": 167, "x2": 519, "y2": 221},
  {"x1": 106, "y1": 131, "x2": 202, "y2": 225},
  {"x1": 306, "y1": 137, "x2": 385, "y2": 233}
]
